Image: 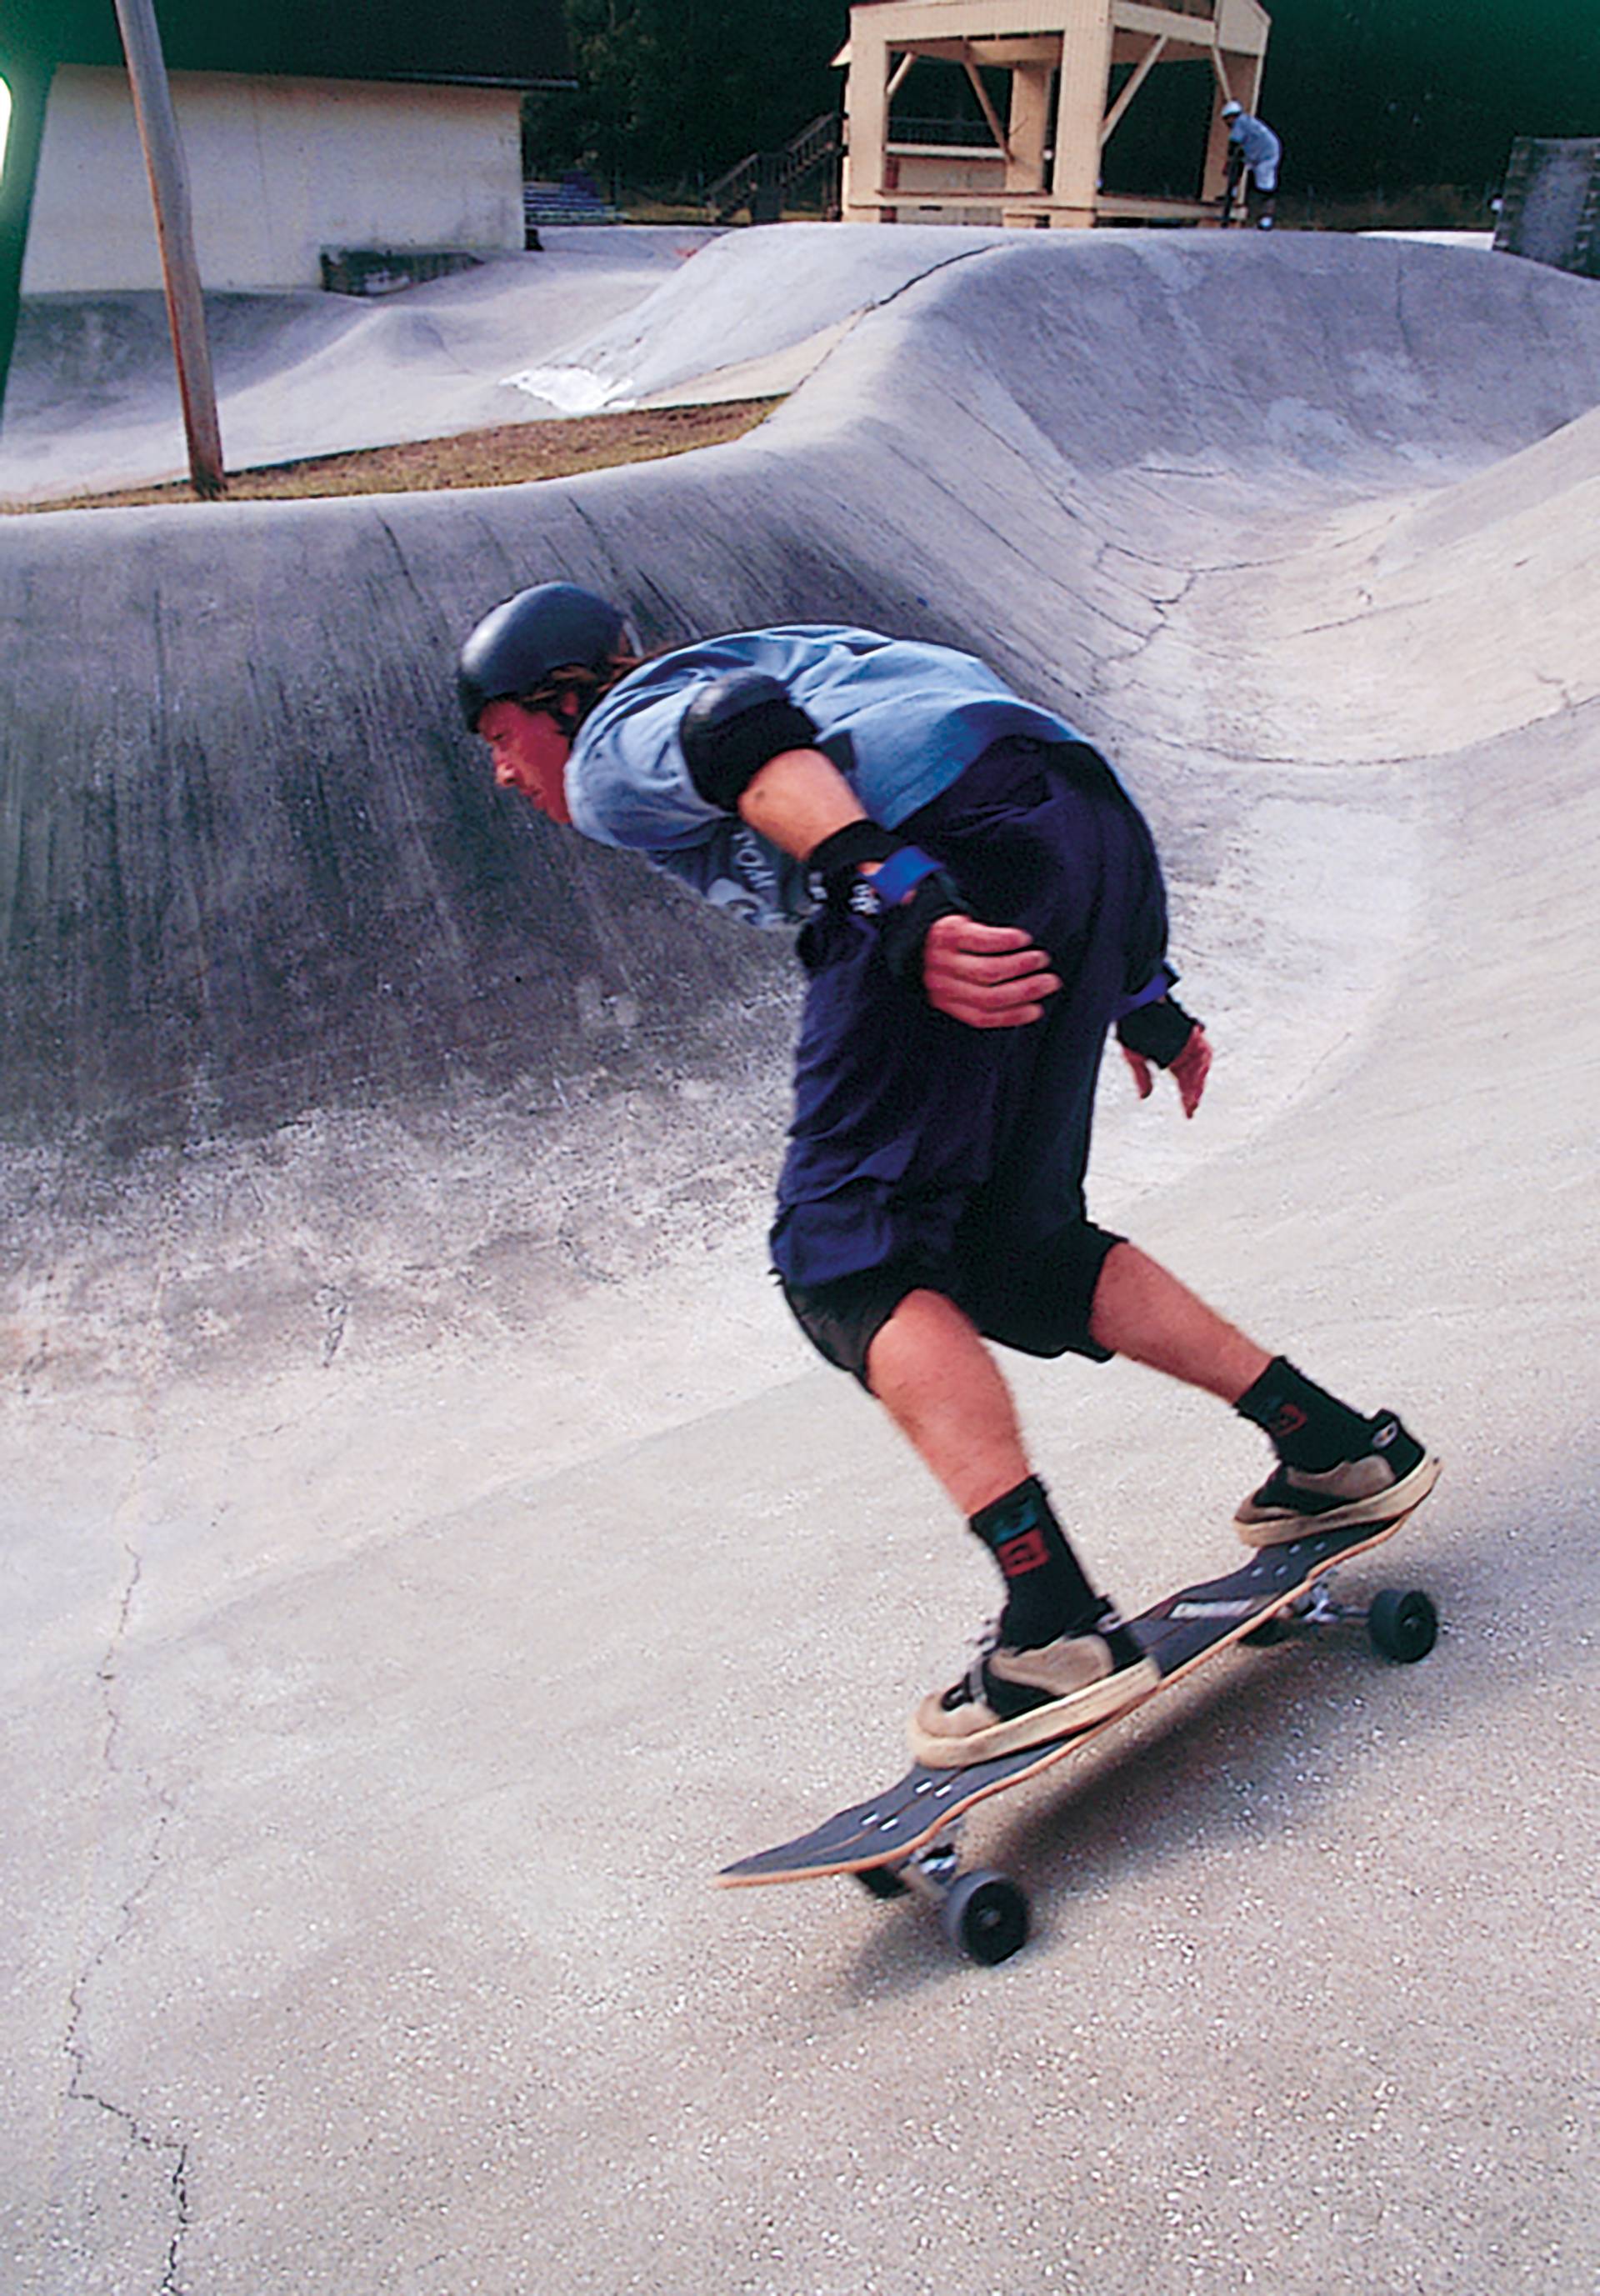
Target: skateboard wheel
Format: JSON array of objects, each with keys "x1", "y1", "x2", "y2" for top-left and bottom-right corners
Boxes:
[
  {"x1": 941, "y1": 1870, "x2": 1030, "y2": 1965},
  {"x1": 854, "y1": 1864, "x2": 910, "y2": 1900},
  {"x1": 1368, "y1": 1588, "x2": 1438, "y2": 1663}
]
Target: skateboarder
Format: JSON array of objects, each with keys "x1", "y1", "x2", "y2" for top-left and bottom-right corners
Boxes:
[
  {"x1": 457, "y1": 587, "x2": 1438, "y2": 1764},
  {"x1": 1222, "y1": 99, "x2": 1281, "y2": 229}
]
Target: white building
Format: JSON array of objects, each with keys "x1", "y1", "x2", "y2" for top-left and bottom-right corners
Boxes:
[{"x1": 3, "y1": 3, "x2": 574, "y2": 296}]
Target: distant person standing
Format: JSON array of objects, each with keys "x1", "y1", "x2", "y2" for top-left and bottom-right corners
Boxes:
[{"x1": 1222, "y1": 99, "x2": 1281, "y2": 229}]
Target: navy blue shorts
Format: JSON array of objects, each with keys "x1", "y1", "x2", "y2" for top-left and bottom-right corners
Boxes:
[
  {"x1": 770, "y1": 734, "x2": 1168, "y2": 1379},
  {"x1": 780, "y1": 1215, "x2": 1126, "y2": 1386}
]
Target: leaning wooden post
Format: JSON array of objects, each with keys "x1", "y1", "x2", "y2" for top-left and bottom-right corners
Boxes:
[{"x1": 111, "y1": 0, "x2": 225, "y2": 498}]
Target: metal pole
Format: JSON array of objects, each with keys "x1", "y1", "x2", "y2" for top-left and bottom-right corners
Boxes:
[
  {"x1": 1, "y1": 60, "x2": 54, "y2": 433},
  {"x1": 110, "y1": 0, "x2": 225, "y2": 497}
]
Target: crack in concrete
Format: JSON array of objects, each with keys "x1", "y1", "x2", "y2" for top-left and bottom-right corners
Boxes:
[
  {"x1": 1079, "y1": 563, "x2": 1206, "y2": 695},
  {"x1": 58, "y1": 1534, "x2": 198, "y2": 2293},
  {"x1": 317, "y1": 1283, "x2": 349, "y2": 1366}
]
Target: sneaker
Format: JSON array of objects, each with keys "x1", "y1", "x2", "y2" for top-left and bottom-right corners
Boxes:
[
  {"x1": 1235, "y1": 1413, "x2": 1440, "y2": 1545},
  {"x1": 909, "y1": 1623, "x2": 1159, "y2": 1769}
]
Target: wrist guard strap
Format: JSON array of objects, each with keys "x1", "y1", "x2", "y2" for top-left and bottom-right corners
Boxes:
[
  {"x1": 804, "y1": 822, "x2": 970, "y2": 988},
  {"x1": 806, "y1": 821, "x2": 899, "y2": 898},
  {"x1": 808, "y1": 823, "x2": 941, "y2": 918}
]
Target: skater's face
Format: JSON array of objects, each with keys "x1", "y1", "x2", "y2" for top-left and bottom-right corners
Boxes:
[{"x1": 478, "y1": 697, "x2": 575, "y2": 823}]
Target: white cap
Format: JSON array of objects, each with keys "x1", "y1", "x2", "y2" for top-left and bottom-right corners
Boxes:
[{"x1": 1222, "y1": 99, "x2": 1242, "y2": 117}]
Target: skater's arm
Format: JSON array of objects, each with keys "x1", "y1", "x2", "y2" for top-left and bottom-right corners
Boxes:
[
  {"x1": 736, "y1": 744, "x2": 870, "y2": 858},
  {"x1": 673, "y1": 673, "x2": 1059, "y2": 1028},
  {"x1": 739, "y1": 748, "x2": 1060, "y2": 1030},
  {"x1": 1118, "y1": 983, "x2": 1209, "y2": 1116}
]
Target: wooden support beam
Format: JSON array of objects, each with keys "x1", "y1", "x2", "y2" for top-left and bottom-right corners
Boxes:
[
  {"x1": 889, "y1": 34, "x2": 1061, "y2": 67},
  {"x1": 1113, "y1": 31, "x2": 1208, "y2": 62},
  {"x1": 1112, "y1": 0, "x2": 1232, "y2": 41},
  {"x1": 1052, "y1": 0, "x2": 1115, "y2": 226},
  {"x1": 959, "y1": 46, "x2": 1012, "y2": 157},
  {"x1": 842, "y1": 15, "x2": 892, "y2": 220},
  {"x1": 1005, "y1": 58, "x2": 1053, "y2": 210},
  {"x1": 112, "y1": 0, "x2": 225, "y2": 498},
  {"x1": 1100, "y1": 33, "x2": 1168, "y2": 146},
  {"x1": 848, "y1": 186, "x2": 1221, "y2": 223},
  {"x1": 1202, "y1": 76, "x2": 1233, "y2": 200},
  {"x1": 961, "y1": 37, "x2": 1062, "y2": 67}
]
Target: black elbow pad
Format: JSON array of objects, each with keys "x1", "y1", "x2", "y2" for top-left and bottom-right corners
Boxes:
[{"x1": 679, "y1": 672, "x2": 819, "y2": 812}]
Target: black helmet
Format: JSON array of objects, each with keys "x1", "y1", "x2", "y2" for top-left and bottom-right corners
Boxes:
[{"x1": 457, "y1": 583, "x2": 630, "y2": 730}]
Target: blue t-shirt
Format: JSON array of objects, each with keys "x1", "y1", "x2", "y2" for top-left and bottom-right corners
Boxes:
[
  {"x1": 1228, "y1": 111, "x2": 1281, "y2": 172},
  {"x1": 566, "y1": 626, "x2": 1096, "y2": 927}
]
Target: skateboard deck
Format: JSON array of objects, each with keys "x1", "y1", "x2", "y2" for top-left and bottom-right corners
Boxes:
[
  {"x1": 719, "y1": 1498, "x2": 1439, "y2": 1962},
  {"x1": 1219, "y1": 157, "x2": 1243, "y2": 228}
]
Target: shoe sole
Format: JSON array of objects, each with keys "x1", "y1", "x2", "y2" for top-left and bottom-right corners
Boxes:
[
  {"x1": 909, "y1": 1654, "x2": 1162, "y2": 1770},
  {"x1": 1234, "y1": 1453, "x2": 1442, "y2": 1545}
]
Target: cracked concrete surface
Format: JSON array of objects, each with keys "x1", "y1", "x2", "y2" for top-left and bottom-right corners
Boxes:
[{"x1": 2, "y1": 227, "x2": 1599, "y2": 2293}]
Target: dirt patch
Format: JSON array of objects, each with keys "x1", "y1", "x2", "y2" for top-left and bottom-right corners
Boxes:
[{"x1": 8, "y1": 398, "x2": 782, "y2": 514}]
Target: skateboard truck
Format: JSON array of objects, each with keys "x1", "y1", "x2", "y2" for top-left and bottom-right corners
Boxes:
[
  {"x1": 1244, "y1": 1569, "x2": 1439, "y2": 1662},
  {"x1": 855, "y1": 1820, "x2": 1032, "y2": 1966}
]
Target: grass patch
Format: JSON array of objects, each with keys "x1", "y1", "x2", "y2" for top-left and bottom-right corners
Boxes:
[{"x1": 8, "y1": 398, "x2": 782, "y2": 514}]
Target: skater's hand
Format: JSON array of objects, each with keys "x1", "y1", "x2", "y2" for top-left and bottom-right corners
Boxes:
[
  {"x1": 1122, "y1": 1024, "x2": 1212, "y2": 1117},
  {"x1": 922, "y1": 915, "x2": 1060, "y2": 1030}
]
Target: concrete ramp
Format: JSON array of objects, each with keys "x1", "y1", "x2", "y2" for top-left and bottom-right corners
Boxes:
[
  {"x1": 4, "y1": 228, "x2": 1600, "y2": 2296},
  {"x1": 0, "y1": 230, "x2": 718, "y2": 502},
  {"x1": 503, "y1": 218, "x2": 1018, "y2": 409},
  {"x1": 3, "y1": 232, "x2": 1596, "y2": 1161}
]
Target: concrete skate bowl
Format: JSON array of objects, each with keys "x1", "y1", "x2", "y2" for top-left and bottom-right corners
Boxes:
[
  {"x1": 0, "y1": 233, "x2": 717, "y2": 503},
  {"x1": 2, "y1": 228, "x2": 1599, "y2": 1348},
  {"x1": 12, "y1": 225, "x2": 1600, "y2": 2296}
]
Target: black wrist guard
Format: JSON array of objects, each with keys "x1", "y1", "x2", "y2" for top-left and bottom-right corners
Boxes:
[
  {"x1": 1116, "y1": 995, "x2": 1200, "y2": 1068},
  {"x1": 805, "y1": 823, "x2": 971, "y2": 987},
  {"x1": 806, "y1": 821, "x2": 902, "y2": 910}
]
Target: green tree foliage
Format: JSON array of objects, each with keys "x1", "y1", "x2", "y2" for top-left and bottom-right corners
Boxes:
[
  {"x1": 1262, "y1": 0, "x2": 1600, "y2": 196},
  {"x1": 526, "y1": 0, "x2": 1600, "y2": 200},
  {"x1": 526, "y1": 0, "x2": 848, "y2": 190}
]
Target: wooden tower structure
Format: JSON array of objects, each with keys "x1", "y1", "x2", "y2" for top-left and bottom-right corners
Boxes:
[{"x1": 838, "y1": 0, "x2": 1270, "y2": 228}]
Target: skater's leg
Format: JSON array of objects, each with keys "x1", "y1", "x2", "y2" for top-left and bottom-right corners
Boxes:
[
  {"x1": 1087, "y1": 1240, "x2": 1271, "y2": 1402},
  {"x1": 863, "y1": 1285, "x2": 1027, "y2": 1515},
  {"x1": 864, "y1": 1286, "x2": 1158, "y2": 1764},
  {"x1": 1086, "y1": 1241, "x2": 1440, "y2": 1540},
  {"x1": 866, "y1": 1289, "x2": 1110, "y2": 1644}
]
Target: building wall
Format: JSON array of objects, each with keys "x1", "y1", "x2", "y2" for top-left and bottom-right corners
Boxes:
[{"x1": 22, "y1": 66, "x2": 524, "y2": 293}]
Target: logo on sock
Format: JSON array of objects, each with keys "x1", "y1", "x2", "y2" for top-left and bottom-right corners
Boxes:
[
  {"x1": 1268, "y1": 1401, "x2": 1308, "y2": 1439},
  {"x1": 995, "y1": 1527, "x2": 1051, "y2": 1578}
]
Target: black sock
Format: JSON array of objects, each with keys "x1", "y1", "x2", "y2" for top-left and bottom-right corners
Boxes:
[
  {"x1": 970, "y1": 1476, "x2": 1138, "y2": 1662},
  {"x1": 1235, "y1": 1358, "x2": 1371, "y2": 1472}
]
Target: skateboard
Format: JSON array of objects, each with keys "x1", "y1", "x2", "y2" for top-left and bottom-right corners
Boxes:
[
  {"x1": 719, "y1": 1502, "x2": 1439, "y2": 1966},
  {"x1": 1219, "y1": 156, "x2": 1243, "y2": 228}
]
